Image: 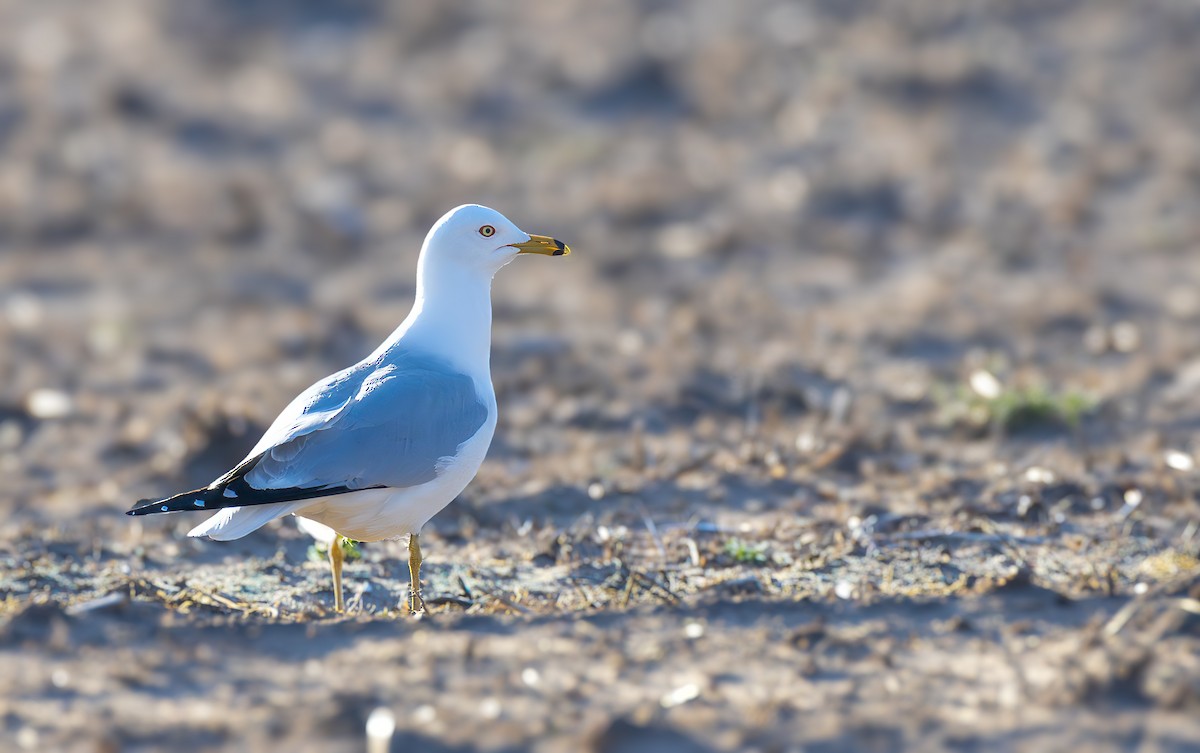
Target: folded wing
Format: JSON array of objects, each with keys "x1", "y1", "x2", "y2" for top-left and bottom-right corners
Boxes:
[{"x1": 128, "y1": 351, "x2": 489, "y2": 516}]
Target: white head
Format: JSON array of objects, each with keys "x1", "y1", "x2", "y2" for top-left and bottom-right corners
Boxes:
[
  {"x1": 419, "y1": 204, "x2": 570, "y2": 279},
  {"x1": 398, "y1": 204, "x2": 571, "y2": 373}
]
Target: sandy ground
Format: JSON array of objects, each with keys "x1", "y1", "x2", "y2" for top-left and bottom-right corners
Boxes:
[{"x1": 2, "y1": 1, "x2": 1200, "y2": 751}]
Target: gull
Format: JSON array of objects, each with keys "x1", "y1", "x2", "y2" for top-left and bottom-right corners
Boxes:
[{"x1": 129, "y1": 205, "x2": 570, "y2": 614}]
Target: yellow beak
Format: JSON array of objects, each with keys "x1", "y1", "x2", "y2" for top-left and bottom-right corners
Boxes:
[{"x1": 509, "y1": 234, "x2": 571, "y2": 256}]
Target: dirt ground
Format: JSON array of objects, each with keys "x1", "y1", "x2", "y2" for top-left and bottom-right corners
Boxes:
[{"x1": 2, "y1": 1, "x2": 1200, "y2": 751}]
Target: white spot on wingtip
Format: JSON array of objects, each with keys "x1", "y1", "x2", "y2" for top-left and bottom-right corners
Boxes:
[
  {"x1": 222, "y1": 488, "x2": 238, "y2": 498},
  {"x1": 194, "y1": 499, "x2": 205, "y2": 507}
]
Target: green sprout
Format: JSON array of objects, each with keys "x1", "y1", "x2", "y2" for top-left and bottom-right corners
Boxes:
[
  {"x1": 724, "y1": 537, "x2": 769, "y2": 565},
  {"x1": 987, "y1": 386, "x2": 1093, "y2": 429},
  {"x1": 307, "y1": 537, "x2": 364, "y2": 563},
  {"x1": 934, "y1": 375, "x2": 1095, "y2": 434}
]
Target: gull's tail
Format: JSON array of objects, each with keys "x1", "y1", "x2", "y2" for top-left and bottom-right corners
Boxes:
[{"x1": 185, "y1": 502, "x2": 306, "y2": 541}]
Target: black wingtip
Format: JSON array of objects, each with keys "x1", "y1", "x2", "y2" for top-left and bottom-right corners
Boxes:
[
  {"x1": 127, "y1": 476, "x2": 387, "y2": 518},
  {"x1": 128, "y1": 491, "x2": 205, "y2": 516},
  {"x1": 127, "y1": 498, "x2": 159, "y2": 516}
]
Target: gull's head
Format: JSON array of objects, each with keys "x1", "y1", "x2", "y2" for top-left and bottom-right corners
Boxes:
[{"x1": 421, "y1": 204, "x2": 570, "y2": 277}]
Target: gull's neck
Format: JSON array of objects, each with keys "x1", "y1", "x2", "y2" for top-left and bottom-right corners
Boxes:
[{"x1": 377, "y1": 256, "x2": 494, "y2": 382}]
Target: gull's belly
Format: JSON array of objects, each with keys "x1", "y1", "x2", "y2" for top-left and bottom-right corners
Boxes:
[{"x1": 296, "y1": 411, "x2": 496, "y2": 542}]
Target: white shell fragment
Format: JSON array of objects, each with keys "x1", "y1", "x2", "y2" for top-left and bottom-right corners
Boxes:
[{"x1": 1165, "y1": 450, "x2": 1194, "y2": 471}]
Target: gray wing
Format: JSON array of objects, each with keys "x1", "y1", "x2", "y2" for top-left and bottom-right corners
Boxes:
[
  {"x1": 243, "y1": 359, "x2": 489, "y2": 491},
  {"x1": 128, "y1": 351, "x2": 490, "y2": 517},
  {"x1": 244, "y1": 361, "x2": 369, "y2": 461}
]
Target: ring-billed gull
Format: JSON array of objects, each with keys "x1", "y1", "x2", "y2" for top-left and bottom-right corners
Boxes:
[{"x1": 128, "y1": 204, "x2": 570, "y2": 614}]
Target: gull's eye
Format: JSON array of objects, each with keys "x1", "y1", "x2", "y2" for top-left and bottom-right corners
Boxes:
[{"x1": 479, "y1": 225, "x2": 496, "y2": 237}]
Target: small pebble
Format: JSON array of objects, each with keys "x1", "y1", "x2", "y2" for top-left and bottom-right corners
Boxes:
[
  {"x1": 795, "y1": 432, "x2": 817, "y2": 453},
  {"x1": 479, "y1": 698, "x2": 502, "y2": 720},
  {"x1": 1017, "y1": 495, "x2": 1036, "y2": 517},
  {"x1": 1024, "y1": 466, "x2": 1055, "y2": 484},
  {"x1": 969, "y1": 369, "x2": 1003, "y2": 400},
  {"x1": 16, "y1": 727, "x2": 38, "y2": 751},
  {"x1": 660, "y1": 682, "x2": 701, "y2": 708},
  {"x1": 365, "y1": 707, "x2": 395, "y2": 753},
  {"x1": 25, "y1": 388, "x2": 73, "y2": 419},
  {"x1": 1165, "y1": 450, "x2": 1194, "y2": 471},
  {"x1": 617, "y1": 330, "x2": 643, "y2": 355},
  {"x1": 1111, "y1": 322, "x2": 1140, "y2": 353}
]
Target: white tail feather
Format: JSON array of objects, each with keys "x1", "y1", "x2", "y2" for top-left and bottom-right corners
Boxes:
[{"x1": 187, "y1": 502, "x2": 305, "y2": 541}]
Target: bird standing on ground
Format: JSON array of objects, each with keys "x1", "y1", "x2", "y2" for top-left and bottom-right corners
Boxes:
[{"x1": 129, "y1": 205, "x2": 571, "y2": 613}]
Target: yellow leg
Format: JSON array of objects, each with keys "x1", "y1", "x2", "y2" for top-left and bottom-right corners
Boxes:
[
  {"x1": 407, "y1": 533, "x2": 425, "y2": 614},
  {"x1": 329, "y1": 536, "x2": 345, "y2": 614}
]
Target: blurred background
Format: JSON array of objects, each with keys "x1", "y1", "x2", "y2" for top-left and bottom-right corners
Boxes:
[
  {"x1": 3, "y1": 0, "x2": 1198, "y2": 530},
  {"x1": 2, "y1": 1, "x2": 1199, "y2": 752}
]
